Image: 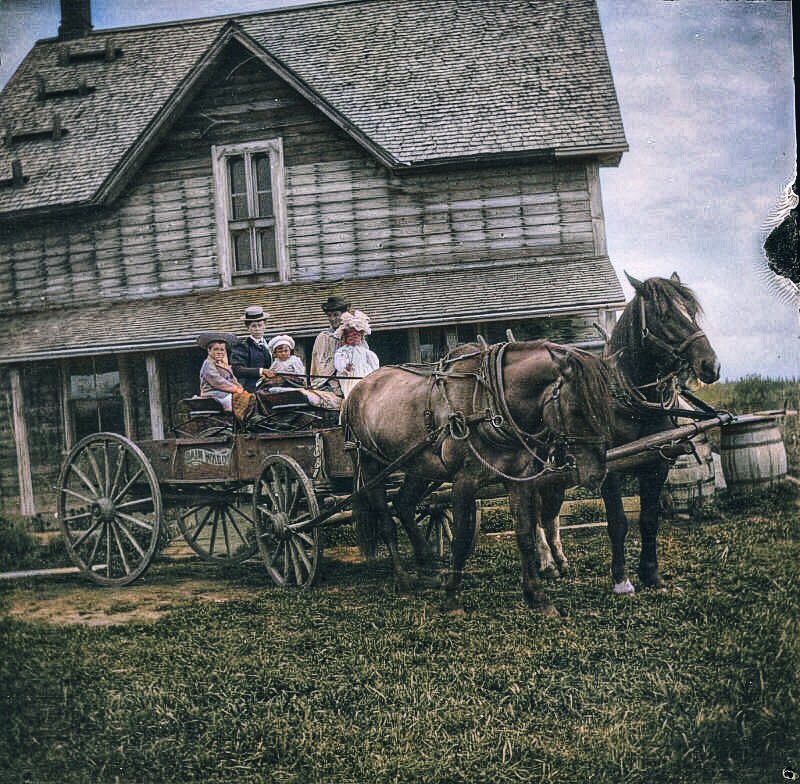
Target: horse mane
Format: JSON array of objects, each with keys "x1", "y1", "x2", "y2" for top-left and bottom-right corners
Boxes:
[
  {"x1": 539, "y1": 342, "x2": 613, "y2": 439},
  {"x1": 608, "y1": 276, "x2": 702, "y2": 357}
]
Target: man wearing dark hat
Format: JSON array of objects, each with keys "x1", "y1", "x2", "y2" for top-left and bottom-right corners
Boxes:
[
  {"x1": 310, "y1": 295, "x2": 350, "y2": 394},
  {"x1": 231, "y1": 305, "x2": 279, "y2": 392}
]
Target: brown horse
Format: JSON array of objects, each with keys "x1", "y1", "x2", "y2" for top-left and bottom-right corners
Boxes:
[
  {"x1": 341, "y1": 340, "x2": 612, "y2": 615},
  {"x1": 534, "y1": 272, "x2": 721, "y2": 594}
]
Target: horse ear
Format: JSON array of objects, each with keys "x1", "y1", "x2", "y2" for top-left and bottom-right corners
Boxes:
[
  {"x1": 670, "y1": 271, "x2": 681, "y2": 283},
  {"x1": 624, "y1": 271, "x2": 646, "y2": 296},
  {"x1": 546, "y1": 345, "x2": 573, "y2": 378}
]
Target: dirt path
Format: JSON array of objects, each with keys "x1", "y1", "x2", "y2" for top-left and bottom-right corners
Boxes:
[{"x1": 0, "y1": 546, "x2": 365, "y2": 626}]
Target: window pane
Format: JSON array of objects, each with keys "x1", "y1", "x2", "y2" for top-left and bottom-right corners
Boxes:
[
  {"x1": 233, "y1": 231, "x2": 252, "y2": 272},
  {"x1": 258, "y1": 228, "x2": 277, "y2": 273},
  {"x1": 419, "y1": 327, "x2": 447, "y2": 363},
  {"x1": 69, "y1": 356, "x2": 124, "y2": 440},
  {"x1": 73, "y1": 400, "x2": 101, "y2": 441},
  {"x1": 228, "y1": 156, "x2": 248, "y2": 219},
  {"x1": 254, "y1": 153, "x2": 274, "y2": 217}
]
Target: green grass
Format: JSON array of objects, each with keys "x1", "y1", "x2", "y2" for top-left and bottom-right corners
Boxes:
[{"x1": 1, "y1": 488, "x2": 798, "y2": 783}]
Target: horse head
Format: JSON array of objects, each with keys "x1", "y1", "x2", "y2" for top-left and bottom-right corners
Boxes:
[
  {"x1": 540, "y1": 344, "x2": 612, "y2": 491},
  {"x1": 624, "y1": 271, "x2": 720, "y2": 384}
]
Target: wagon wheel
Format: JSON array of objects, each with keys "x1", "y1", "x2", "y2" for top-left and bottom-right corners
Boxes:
[
  {"x1": 176, "y1": 484, "x2": 258, "y2": 563},
  {"x1": 57, "y1": 432, "x2": 162, "y2": 586},
  {"x1": 253, "y1": 455, "x2": 322, "y2": 587},
  {"x1": 416, "y1": 502, "x2": 454, "y2": 561}
]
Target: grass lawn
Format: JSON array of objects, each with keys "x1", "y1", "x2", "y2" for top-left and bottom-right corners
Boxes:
[{"x1": 1, "y1": 486, "x2": 798, "y2": 784}]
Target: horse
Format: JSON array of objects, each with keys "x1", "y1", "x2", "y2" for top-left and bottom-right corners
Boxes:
[
  {"x1": 534, "y1": 272, "x2": 721, "y2": 594},
  {"x1": 341, "y1": 340, "x2": 613, "y2": 615}
]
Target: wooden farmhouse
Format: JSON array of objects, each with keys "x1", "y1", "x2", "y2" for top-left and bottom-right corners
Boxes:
[{"x1": 0, "y1": 0, "x2": 627, "y2": 516}]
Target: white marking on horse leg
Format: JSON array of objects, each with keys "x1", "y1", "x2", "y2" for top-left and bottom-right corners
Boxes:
[
  {"x1": 534, "y1": 523, "x2": 557, "y2": 575},
  {"x1": 613, "y1": 578, "x2": 635, "y2": 595}
]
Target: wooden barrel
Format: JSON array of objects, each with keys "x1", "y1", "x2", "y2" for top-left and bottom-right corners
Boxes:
[
  {"x1": 663, "y1": 434, "x2": 716, "y2": 515},
  {"x1": 720, "y1": 416, "x2": 787, "y2": 493}
]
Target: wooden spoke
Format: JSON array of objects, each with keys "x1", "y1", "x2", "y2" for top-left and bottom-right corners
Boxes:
[
  {"x1": 253, "y1": 455, "x2": 321, "y2": 588},
  {"x1": 176, "y1": 484, "x2": 257, "y2": 564},
  {"x1": 69, "y1": 462, "x2": 100, "y2": 497},
  {"x1": 112, "y1": 468, "x2": 144, "y2": 504},
  {"x1": 57, "y1": 433, "x2": 162, "y2": 586}
]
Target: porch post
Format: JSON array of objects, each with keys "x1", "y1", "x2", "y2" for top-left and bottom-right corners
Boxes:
[
  {"x1": 407, "y1": 328, "x2": 421, "y2": 363},
  {"x1": 59, "y1": 359, "x2": 74, "y2": 451},
  {"x1": 145, "y1": 354, "x2": 165, "y2": 440},
  {"x1": 10, "y1": 367, "x2": 35, "y2": 517},
  {"x1": 117, "y1": 355, "x2": 136, "y2": 439}
]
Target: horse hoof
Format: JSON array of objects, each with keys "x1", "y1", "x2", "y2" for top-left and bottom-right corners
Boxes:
[
  {"x1": 538, "y1": 603, "x2": 562, "y2": 618},
  {"x1": 539, "y1": 564, "x2": 560, "y2": 581},
  {"x1": 640, "y1": 574, "x2": 665, "y2": 590},
  {"x1": 557, "y1": 562, "x2": 571, "y2": 578},
  {"x1": 613, "y1": 579, "x2": 635, "y2": 595}
]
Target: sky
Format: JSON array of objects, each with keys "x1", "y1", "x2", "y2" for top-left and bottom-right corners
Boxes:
[{"x1": 0, "y1": 0, "x2": 796, "y2": 380}]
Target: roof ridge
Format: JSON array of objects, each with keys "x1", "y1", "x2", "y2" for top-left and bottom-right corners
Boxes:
[{"x1": 32, "y1": 0, "x2": 385, "y2": 43}]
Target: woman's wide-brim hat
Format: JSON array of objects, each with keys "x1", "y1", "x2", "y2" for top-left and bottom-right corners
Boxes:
[
  {"x1": 267, "y1": 334, "x2": 295, "y2": 352},
  {"x1": 241, "y1": 305, "x2": 269, "y2": 323},
  {"x1": 198, "y1": 331, "x2": 238, "y2": 350},
  {"x1": 333, "y1": 309, "x2": 372, "y2": 338},
  {"x1": 321, "y1": 295, "x2": 350, "y2": 313}
]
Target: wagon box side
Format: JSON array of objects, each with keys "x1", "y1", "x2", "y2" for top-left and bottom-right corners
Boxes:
[{"x1": 138, "y1": 437, "x2": 238, "y2": 483}]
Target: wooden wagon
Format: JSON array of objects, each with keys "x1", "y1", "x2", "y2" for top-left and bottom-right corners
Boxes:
[
  {"x1": 55, "y1": 392, "x2": 457, "y2": 587},
  {"x1": 55, "y1": 387, "x2": 741, "y2": 588}
]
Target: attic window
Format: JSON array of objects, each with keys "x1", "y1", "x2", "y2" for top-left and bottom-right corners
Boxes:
[
  {"x1": 59, "y1": 40, "x2": 123, "y2": 65},
  {"x1": 0, "y1": 161, "x2": 28, "y2": 188},
  {"x1": 36, "y1": 75, "x2": 95, "y2": 100},
  {"x1": 212, "y1": 139, "x2": 289, "y2": 287}
]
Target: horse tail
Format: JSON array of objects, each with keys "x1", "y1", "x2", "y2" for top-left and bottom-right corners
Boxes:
[
  {"x1": 352, "y1": 491, "x2": 380, "y2": 561},
  {"x1": 340, "y1": 392, "x2": 381, "y2": 560}
]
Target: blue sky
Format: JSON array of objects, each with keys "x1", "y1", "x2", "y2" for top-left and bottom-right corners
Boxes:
[{"x1": 0, "y1": 0, "x2": 796, "y2": 380}]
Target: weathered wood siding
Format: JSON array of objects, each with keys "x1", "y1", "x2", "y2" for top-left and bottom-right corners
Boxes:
[
  {"x1": 0, "y1": 41, "x2": 597, "y2": 315},
  {"x1": 21, "y1": 364, "x2": 64, "y2": 512},
  {"x1": 0, "y1": 388, "x2": 19, "y2": 515}
]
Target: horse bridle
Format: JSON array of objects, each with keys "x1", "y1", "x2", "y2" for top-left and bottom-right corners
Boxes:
[{"x1": 637, "y1": 295, "x2": 707, "y2": 373}]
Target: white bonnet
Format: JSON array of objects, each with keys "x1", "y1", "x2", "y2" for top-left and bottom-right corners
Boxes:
[
  {"x1": 267, "y1": 334, "x2": 295, "y2": 352},
  {"x1": 334, "y1": 310, "x2": 372, "y2": 338}
]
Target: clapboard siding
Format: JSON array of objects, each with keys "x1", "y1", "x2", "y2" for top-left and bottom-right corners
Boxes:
[{"x1": 0, "y1": 41, "x2": 597, "y2": 314}]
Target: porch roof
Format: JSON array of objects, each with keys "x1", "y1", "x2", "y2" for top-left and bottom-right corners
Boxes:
[{"x1": 1, "y1": 256, "x2": 624, "y2": 364}]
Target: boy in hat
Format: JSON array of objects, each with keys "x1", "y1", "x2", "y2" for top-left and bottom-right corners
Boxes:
[
  {"x1": 198, "y1": 332, "x2": 245, "y2": 413},
  {"x1": 310, "y1": 295, "x2": 350, "y2": 395},
  {"x1": 231, "y1": 305, "x2": 280, "y2": 392}
]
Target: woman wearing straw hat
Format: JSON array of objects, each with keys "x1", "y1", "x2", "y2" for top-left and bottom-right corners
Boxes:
[{"x1": 231, "y1": 305, "x2": 280, "y2": 392}]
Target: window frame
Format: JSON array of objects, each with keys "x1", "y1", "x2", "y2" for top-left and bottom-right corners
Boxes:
[{"x1": 212, "y1": 139, "x2": 289, "y2": 288}]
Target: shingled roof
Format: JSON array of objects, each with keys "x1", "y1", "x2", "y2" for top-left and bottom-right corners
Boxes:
[
  {"x1": 0, "y1": 0, "x2": 627, "y2": 218},
  {"x1": 0, "y1": 256, "x2": 625, "y2": 363}
]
